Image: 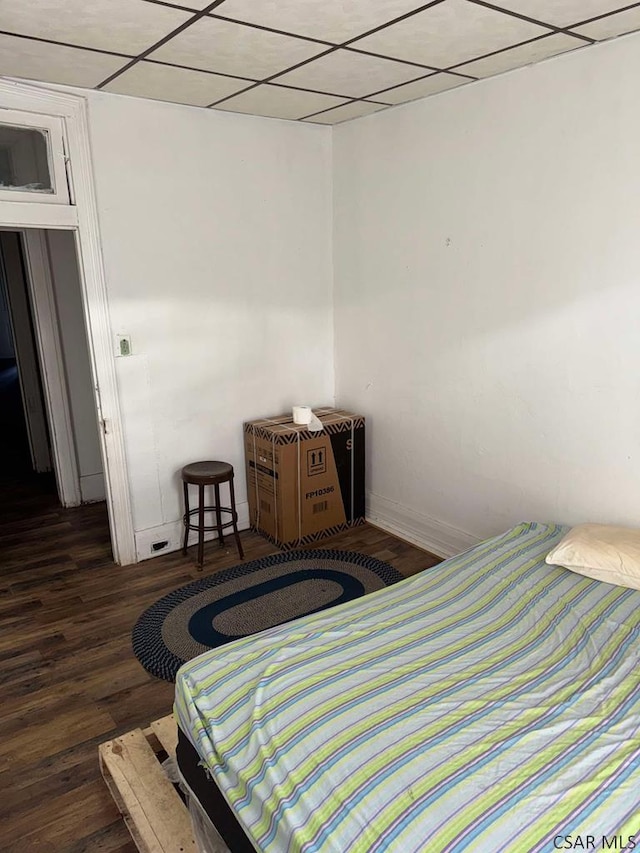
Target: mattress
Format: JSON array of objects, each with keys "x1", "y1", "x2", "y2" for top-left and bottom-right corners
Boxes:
[
  {"x1": 174, "y1": 522, "x2": 640, "y2": 852},
  {"x1": 176, "y1": 726, "x2": 254, "y2": 852}
]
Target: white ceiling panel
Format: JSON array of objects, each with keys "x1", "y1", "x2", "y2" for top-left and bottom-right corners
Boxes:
[
  {"x1": 216, "y1": 84, "x2": 348, "y2": 120},
  {"x1": 104, "y1": 61, "x2": 250, "y2": 107},
  {"x1": 277, "y1": 49, "x2": 423, "y2": 99},
  {"x1": 177, "y1": 0, "x2": 223, "y2": 8},
  {"x1": 0, "y1": 0, "x2": 189, "y2": 56},
  {"x1": 304, "y1": 100, "x2": 387, "y2": 124},
  {"x1": 489, "y1": 1, "x2": 636, "y2": 29},
  {"x1": 152, "y1": 16, "x2": 326, "y2": 79},
  {"x1": 455, "y1": 33, "x2": 582, "y2": 78},
  {"x1": 0, "y1": 0, "x2": 637, "y2": 125},
  {"x1": 354, "y1": 0, "x2": 550, "y2": 69},
  {"x1": 379, "y1": 72, "x2": 466, "y2": 104},
  {"x1": 212, "y1": 0, "x2": 425, "y2": 44},
  {"x1": 573, "y1": 6, "x2": 640, "y2": 40},
  {"x1": 0, "y1": 33, "x2": 126, "y2": 87}
]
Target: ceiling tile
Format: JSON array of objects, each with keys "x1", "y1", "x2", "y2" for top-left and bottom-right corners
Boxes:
[
  {"x1": 0, "y1": 33, "x2": 127, "y2": 87},
  {"x1": 487, "y1": 1, "x2": 635, "y2": 28},
  {"x1": 172, "y1": 0, "x2": 221, "y2": 8},
  {"x1": 103, "y1": 61, "x2": 250, "y2": 107},
  {"x1": 377, "y1": 72, "x2": 467, "y2": 104},
  {"x1": 573, "y1": 7, "x2": 640, "y2": 40},
  {"x1": 0, "y1": 0, "x2": 190, "y2": 56},
  {"x1": 304, "y1": 100, "x2": 388, "y2": 124},
  {"x1": 212, "y1": 0, "x2": 425, "y2": 44},
  {"x1": 152, "y1": 16, "x2": 327, "y2": 79},
  {"x1": 276, "y1": 49, "x2": 424, "y2": 99},
  {"x1": 455, "y1": 33, "x2": 582, "y2": 78},
  {"x1": 214, "y1": 84, "x2": 348, "y2": 120},
  {"x1": 354, "y1": 0, "x2": 550, "y2": 69}
]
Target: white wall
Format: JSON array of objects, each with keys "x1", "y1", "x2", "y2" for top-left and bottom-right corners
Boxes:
[
  {"x1": 333, "y1": 33, "x2": 640, "y2": 554},
  {"x1": 84, "y1": 92, "x2": 334, "y2": 559},
  {"x1": 46, "y1": 229, "x2": 105, "y2": 502}
]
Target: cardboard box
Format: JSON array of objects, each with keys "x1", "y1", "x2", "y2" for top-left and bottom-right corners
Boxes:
[{"x1": 244, "y1": 407, "x2": 365, "y2": 549}]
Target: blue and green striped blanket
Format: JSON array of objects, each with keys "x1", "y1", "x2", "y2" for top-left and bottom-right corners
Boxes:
[{"x1": 174, "y1": 522, "x2": 640, "y2": 852}]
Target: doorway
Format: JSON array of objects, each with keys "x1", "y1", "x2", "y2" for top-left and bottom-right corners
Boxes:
[
  {"x1": 0, "y1": 229, "x2": 105, "y2": 519},
  {"x1": 0, "y1": 233, "x2": 48, "y2": 479},
  {"x1": 0, "y1": 80, "x2": 135, "y2": 564}
]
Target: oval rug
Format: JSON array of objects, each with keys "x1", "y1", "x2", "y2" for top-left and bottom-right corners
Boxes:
[{"x1": 132, "y1": 549, "x2": 403, "y2": 681}]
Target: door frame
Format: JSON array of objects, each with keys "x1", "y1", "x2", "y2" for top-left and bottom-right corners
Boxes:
[
  {"x1": 21, "y1": 229, "x2": 81, "y2": 504},
  {"x1": 0, "y1": 78, "x2": 136, "y2": 565}
]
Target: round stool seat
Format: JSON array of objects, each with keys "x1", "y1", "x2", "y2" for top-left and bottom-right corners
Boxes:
[{"x1": 181, "y1": 460, "x2": 233, "y2": 484}]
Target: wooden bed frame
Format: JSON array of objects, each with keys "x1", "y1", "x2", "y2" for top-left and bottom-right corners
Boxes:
[{"x1": 99, "y1": 715, "x2": 196, "y2": 853}]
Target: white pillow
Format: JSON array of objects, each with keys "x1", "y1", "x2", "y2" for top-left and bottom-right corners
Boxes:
[{"x1": 546, "y1": 523, "x2": 640, "y2": 591}]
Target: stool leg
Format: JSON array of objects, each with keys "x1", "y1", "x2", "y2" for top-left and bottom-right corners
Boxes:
[
  {"x1": 197, "y1": 483, "x2": 205, "y2": 569},
  {"x1": 214, "y1": 483, "x2": 225, "y2": 547},
  {"x1": 182, "y1": 481, "x2": 190, "y2": 555},
  {"x1": 229, "y1": 475, "x2": 244, "y2": 560}
]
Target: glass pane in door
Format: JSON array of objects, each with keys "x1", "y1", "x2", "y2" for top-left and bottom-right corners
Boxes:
[{"x1": 0, "y1": 124, "x2": 53, "y2": 193}]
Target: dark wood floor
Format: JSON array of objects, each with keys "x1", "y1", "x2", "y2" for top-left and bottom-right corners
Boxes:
[{"x1": 0, "y1": 474, "x2": 440, "y2": 852}]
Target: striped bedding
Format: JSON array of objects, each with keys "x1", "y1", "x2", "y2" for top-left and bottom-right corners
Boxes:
[{"x1": 174, "y1": 522, "x2": 640, "y2": 852}]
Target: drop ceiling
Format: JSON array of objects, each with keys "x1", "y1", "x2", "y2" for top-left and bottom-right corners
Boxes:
[{"x1": 0, "y1": 1, "x2": 639, "y2": 124}]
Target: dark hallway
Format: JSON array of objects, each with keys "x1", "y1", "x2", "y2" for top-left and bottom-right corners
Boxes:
[
  {"x1": 0, "y1": 233, "x2": 59, "y2": 524},
  {"x1": 0, "y1": 238, "x2": 57, "y2": 523},
  {"x1": 0, "y1": 356, "x2": 32, "y2": 475},
  {"x1": 0, "y1": 356, "x2": 57, "y2": 523}
]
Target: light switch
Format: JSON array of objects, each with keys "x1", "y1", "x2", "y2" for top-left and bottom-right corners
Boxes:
[{"x1": 116, "y1": 334, "x2": 132, "y2": 357}]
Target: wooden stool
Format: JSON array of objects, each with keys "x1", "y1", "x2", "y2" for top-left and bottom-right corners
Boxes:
[{"x1": 181, "y1": 461, "x2": 244, "y2": 568}]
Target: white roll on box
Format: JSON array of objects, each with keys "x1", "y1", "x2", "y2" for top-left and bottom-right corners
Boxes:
[
  {"x1": 292, "y1": 405, "x2": 312, "y2": 424},
  {"x1": 292, "y1": 405, "x2": 323, "y2": 432}
]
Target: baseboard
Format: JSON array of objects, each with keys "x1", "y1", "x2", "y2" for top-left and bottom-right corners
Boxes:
[
  {"x1": 366, "y1": 492, "x2": 479, "y2": 559},
  {"x1": 134, "y1": 501, "x2": 251, "y2": 562},
  {"x1": 134, "y1": 496, "x2": 477, "y2": 562}
]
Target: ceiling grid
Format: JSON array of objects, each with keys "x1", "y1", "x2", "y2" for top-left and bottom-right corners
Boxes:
[{"x1": 0, "y1": 0, "x2": 638, "y2": 123}]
